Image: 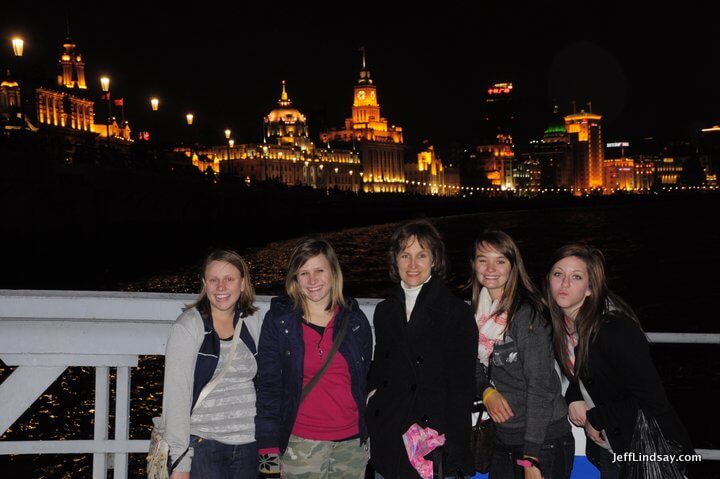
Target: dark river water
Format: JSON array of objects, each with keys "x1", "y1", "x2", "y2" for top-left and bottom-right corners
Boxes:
[{"x1": 2, "y1": 197, "x2": 719, "y2": 477}]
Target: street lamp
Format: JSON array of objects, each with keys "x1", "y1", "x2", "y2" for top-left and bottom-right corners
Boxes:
[
  {"x1": 186, "y1": 113, "x2": 194, "y2": 158},
  {"x1": 11, "y1": 37, "x2": 25, "y2": 129},
  {"x1": 224, "y1": 129, "x2": 231, "y2": 160},
  {"x1": 100, "y1": 76, "x2": 111, "y2": 148},
  {"x1": 150, "y1": 97, "x2": 160, "y2": 158}
]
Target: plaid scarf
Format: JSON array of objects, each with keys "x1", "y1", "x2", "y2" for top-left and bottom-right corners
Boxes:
[{"x1": 475, "y1": 287, "x2": 508, "y2": 366}]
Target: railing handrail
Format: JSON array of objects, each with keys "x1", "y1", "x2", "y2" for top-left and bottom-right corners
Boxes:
[{"x1": 0, "y1": 289, "x2": 717, "y2": 479}]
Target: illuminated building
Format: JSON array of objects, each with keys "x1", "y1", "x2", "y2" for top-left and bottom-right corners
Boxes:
[
  {"x1": 603, "y1": 158, "x2": 635, "y2": 191},
  {"x1": 464, "y1": 83, "x2": 516, "y2": 189},
  {"x1": 201, "y1": 82, "x2": 361, "y2": 191},
  {"x1": 483, "y1": 82, "x2": 514, "y2": 145},
  {"x1": 699, "y1": 125, "x2": 720, "y2": 186},
  {"x1": 323, "y1": 51, "x2": 405, "y2": 192},
  {"x1": 58, "y1": 36, "x2": 87, "y2": 90},
  {"x1": 36, "y1": 87, "x2": 94, "y2": 131},
  {"x1": 514, "y1": 152, "x2": 541, "y2": 193},
  {"x1": 633, "y1": 156, "x2": 656, "y2": 190},
  {"x1": 565, "y1": 109, "x2": 604, "y2": 192},
  {"x1": 404, "y1": 144, "x2": 460, "y2": 196},
  {"x1": 0, "y1": 70, "x2": 22, "y2": 127},
  {"x1": 655, "y1": 157, "x2": 682, "y2": 185},
  {"x1": 527, "y1": 106, "x2": 574, "y2": 190},
  {"x1": 264, "y1": 81, "x2": 310, "y2": 150}
]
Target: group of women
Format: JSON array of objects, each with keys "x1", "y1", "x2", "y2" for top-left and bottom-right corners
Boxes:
[{"x1": 159, "y1": 220, "x2": 692, "y2": 479}]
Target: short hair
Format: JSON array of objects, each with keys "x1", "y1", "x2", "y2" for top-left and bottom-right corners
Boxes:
[
  {"x1": 388, "y1": 220, "x2": 447, "y2": 282},
  {"x1": 187, "y1": 249, "x2": 258, "y2": 317},
  {"x1": 285, "y1": 237, "x2": 345, "y2": 316}
]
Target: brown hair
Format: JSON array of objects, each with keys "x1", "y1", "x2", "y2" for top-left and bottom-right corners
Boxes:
[
  {"x1": 285, "y1": 237, "x2": 345, "y2": 318},
  {"x1": 388, "y1": 220, "x2": 447, "y2": 282},
  {"x1": 543, "y1": 244, "x2": 640, "y2": 379},
  {"x1": 470, "y1": 230, "x2": 546, "y2": 331},
  {"x1": 187, "y1": 249, "x2": 258, "y2": 317}
]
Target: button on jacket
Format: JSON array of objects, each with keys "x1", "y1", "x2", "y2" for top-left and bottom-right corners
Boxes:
[{"x1": 367, "y1": 278, "x2": 478, "y2": 478}]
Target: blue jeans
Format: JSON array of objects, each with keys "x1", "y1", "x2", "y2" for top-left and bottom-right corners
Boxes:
[
  {"x1": 489, "y1": 432, "x2": 574, "y2": 479},
  {"x1": 585, "y1": 441, "x2": 620, "y2": 479},
  {"x1": 189, "y1": 435, "x2": 258, "y2": 479}
]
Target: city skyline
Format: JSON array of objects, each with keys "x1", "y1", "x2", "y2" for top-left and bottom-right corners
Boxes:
[{"x1": 2, "y1": 4, "x2": 718, "y2": 152}]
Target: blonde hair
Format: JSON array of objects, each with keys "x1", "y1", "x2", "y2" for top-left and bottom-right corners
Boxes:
[{"x1": 187, "y1": 249, "x2": 258, "y2": 317}]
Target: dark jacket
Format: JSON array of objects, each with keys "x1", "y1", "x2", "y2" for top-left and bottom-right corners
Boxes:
[
  {"x1": 367, "y1": 278, "x2": 478, "y2": 478},
  {"x1": 255, "y1": 295, "x2": 372, "y2": 453},
  {"x1": 565, "y1": 313, "x2": 692, "y2": 455},
  {"x1": 192, "y1": 309, "x2": 257, "y2": 410},
  {"x1": 475, "y1": 303, "x2": 570, "y2": 457}
]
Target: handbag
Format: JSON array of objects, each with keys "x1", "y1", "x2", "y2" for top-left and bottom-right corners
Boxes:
[
  {"x1": 470, "y1": 401, "x2": 495, "y2": 474},
  {"x1": 620, "y1": 409, "x2": 686, "y2": 479},
  {"x1": 147, "y1": 316, "x2": 244, "y2": 478}
]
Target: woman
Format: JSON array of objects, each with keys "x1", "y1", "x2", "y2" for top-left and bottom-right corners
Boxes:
[
  {"x1": 472, "y1": 231, "x2": 573, "y2": 479},
  {"x1": 367, "y1": 220, "x2": 478, "y2": 478},
  {"x1": 255, "y1": 237, "x2": 372, "y2": 479},
  {"x1": 162, "y1": 249, "x2": 262, "y2": 479},
  {"x1": 544, "y1": 245, "x2": 692, "y2": 478}
]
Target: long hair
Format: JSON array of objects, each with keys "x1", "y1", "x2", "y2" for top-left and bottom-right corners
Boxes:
[
  {"x1": 186, "y1": 249, "x2": 258, "y2": 317},
  {"x1": 388, "y1": 220, "x2": 447, "y2": 282},
  {"x1": 470, "y1": 230, "x2": 547, "y2": 331},
  {"x1": 285, "y1": 237, "x2": 345, "y2": 318},
  {"x1": 543, "y1": 244, "x2": 640, "y2": 379}
]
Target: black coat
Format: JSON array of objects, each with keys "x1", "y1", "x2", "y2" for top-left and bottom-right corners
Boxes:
[
  {"x1": 566, "y1": 313, "x2": 692, "y2": 455},
  {"x1": 367, "y1": 278, "x2": 478, "y2": 478}
]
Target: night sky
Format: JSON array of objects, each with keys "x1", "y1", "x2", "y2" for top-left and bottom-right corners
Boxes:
[{"x1": 2, "y1": 3, "x2": 718, "y2": 153}]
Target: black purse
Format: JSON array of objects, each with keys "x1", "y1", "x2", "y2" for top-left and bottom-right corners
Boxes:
[{"x1": 470, "y1": 399, "x2": 495, "y2": 474}]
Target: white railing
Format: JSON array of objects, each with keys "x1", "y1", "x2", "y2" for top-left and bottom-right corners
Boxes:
[{"x1": 0, "y1": 290, "x2": 718, "y2": 479}]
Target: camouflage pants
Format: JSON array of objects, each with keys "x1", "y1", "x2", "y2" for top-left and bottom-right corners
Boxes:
[{"x1": 281, "y1": 434, "x2": 368, "y2": 479}]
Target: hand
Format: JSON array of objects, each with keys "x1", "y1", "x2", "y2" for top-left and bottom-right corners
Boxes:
[
  {"x1": 484, "y1": 388, "x2": 514, "y2": 423},
  {"x1": 523, "y1": 463, "x2": 543, "y2": 479},
  {"x1": 568, "y1": 400, "x2": 588, "y2": 427},
  {"x1": 584, "y1": 419, "x2": 607, "y2": 446},
  {"x1": 259, "y1": 452, "x2": 281, "y2": 478},
  {"x1": 169, "y1": 472, "x2": 190, "y2": 479}
]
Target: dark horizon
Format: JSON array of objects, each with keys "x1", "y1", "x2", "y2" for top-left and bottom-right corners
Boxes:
[{"x1": 2, "y1": 4, "x2": 718, "y2": 153}]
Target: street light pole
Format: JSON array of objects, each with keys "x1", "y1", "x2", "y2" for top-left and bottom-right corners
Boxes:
[
  {"x1": 224, "y1": 128, "x2": 231, "y2": 161},
  {"x1": 150, "y1": 97, "x2": 159, "y2": 159},
  {"x1": 186, "y1": 113, "x2": 194, "y2": 159},
  {"x1": 11, "y1": 37, "x2": 25, "y2": 130},
  {"x1": 100, "y1": 76, "x2": 111, "y2": 149}
]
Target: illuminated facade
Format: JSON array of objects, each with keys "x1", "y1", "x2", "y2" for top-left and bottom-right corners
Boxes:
[
  {"x1": 36, "y1": 87, "x2": 94, "y2": 132},
  {"x1": 264, "y1": 81, "x2": 310, "y2": 150},
  {"x1": 0, "y1": 71, "x2": 21, "y2": 125},
  {"x1": 201, "y1": 82, "x2": 361, "y2": 191},
  {"x1": 324, "y1": 52, "x2": 405, "y2": 192},
  {"x1": 405, "y1": 145, "x2": 460, "y2": 195},
  {"x1": 603, "y1": 158, "x2": 635, "y2": 191},
  {"x1": 483, "y1": 82, "x2": 514, "y2": 145},
  {"x1": 565, "y1": 110, "x2": 604, "y2": 191},
  {"x1": 464, "y1": 83, "x2": 516, "y2": 188},
  {"x1": 58, "y1": 36, "x2": 87, "y2": 90}
]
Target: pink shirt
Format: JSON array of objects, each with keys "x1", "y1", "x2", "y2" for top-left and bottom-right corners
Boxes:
[{"x1": 291, "y1": 317, "x2": 359, "y2": 441}]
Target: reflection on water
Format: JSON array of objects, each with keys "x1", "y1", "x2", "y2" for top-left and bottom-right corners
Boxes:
[{"x1": 2, "y1": 200, "x2": 719, "y2": 477}]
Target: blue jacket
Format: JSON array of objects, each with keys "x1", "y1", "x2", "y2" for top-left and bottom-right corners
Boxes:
[
  {"x1": 255, "y1": 295, "x2": 372, "y2": 453},
  {"x1": 192, "y1": 308, "x2": 257, "y2": 410}
]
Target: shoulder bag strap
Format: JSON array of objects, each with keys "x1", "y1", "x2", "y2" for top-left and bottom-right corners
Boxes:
[
  {"x1": 300, "y1": 313, "x2": 350, "y2": 402},
  {"x1": 194, "y1": 316, "x2": 243, "y2": 409},
  {"x1": 168, "y1": 315, "x2": 244, "y2": 474}
]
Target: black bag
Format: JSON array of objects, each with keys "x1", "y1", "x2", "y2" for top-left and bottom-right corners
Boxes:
[
  {"x1": 470, "y1": 402, "x2": 495, "y2": 474},
  {"x1": 620, "y1": 409, "x2": 686, "y2": 479}
]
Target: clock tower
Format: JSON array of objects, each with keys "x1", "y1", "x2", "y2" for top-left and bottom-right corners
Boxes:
[{"x1": 351, "y1": 50, "x2": 381, "y2": 128}]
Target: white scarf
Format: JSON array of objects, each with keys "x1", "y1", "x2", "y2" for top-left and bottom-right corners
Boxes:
[
  {"x1": 401, "y1": 276, "x2": 431, "y2": 321},
  {"x1": 475, "y1": 287, "x2": 508, "y2": 366}
]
